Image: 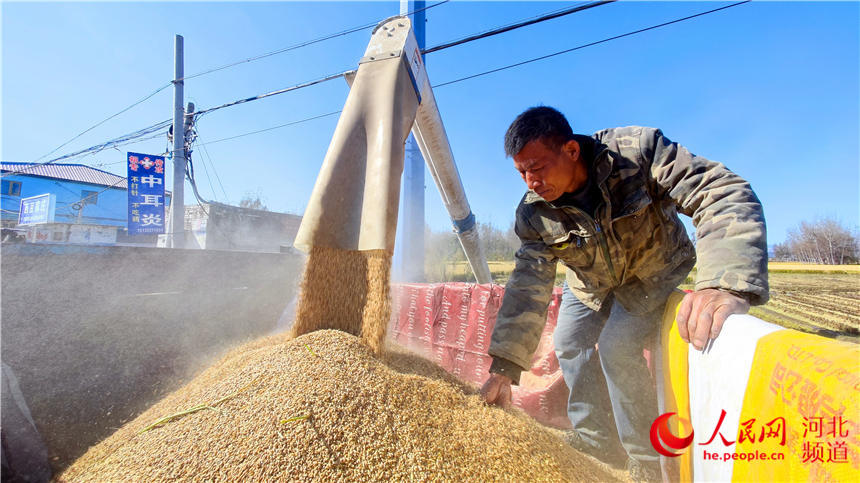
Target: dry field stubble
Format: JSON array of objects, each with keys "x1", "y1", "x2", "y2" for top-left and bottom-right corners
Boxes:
[{"x1": 747, "y1": 272, "x2": 859, "y2": 336}]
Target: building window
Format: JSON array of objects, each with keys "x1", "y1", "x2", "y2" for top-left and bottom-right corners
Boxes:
[
  {"x1": 81, "y1": 190, "x2": 98, "y2": 206},
  {"x1": 1, "y1": 180, "x2": 22, "y2": 196}
]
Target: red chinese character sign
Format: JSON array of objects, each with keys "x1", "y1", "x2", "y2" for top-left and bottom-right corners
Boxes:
[
  {"x1": 734, "y1": 332, "x2": 859, "y2": 481},
  {"x1": 127, "y1": 152, "x2": 165, "y2": 235}
]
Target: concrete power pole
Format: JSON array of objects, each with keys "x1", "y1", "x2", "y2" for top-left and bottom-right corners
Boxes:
[
  {"x1": 397, "y1": 0, "x2": 426, "y2": 281},
  {"x1": 171, "y1": 34, "x2": 186, "y2": 248}
]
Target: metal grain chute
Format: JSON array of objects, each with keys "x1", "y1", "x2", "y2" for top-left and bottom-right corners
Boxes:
[{"x1": 294, "y1": 15, "x2": 491, "y2": 283}]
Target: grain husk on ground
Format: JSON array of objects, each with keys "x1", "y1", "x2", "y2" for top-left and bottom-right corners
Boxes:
[{"x1": 59, "y1": 330, "x2": 623, "y2": 482}]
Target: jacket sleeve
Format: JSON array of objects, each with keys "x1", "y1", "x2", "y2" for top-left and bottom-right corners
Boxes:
[
  {"x1": 641, "y1": 128, "x2": 769, "y2": 305},
  {"x1": 488, "y1": 204, "x2": 558, "y2": 371}
]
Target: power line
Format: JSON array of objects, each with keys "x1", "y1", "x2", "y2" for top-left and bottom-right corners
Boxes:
[
  {"x1": 8, "y1": 108, "x2": 340, "y2": 179},
  {"x1": 189, "y1": 2, "x2": 612, "y2": 117},
  {"x1": 432, "y1": 1, "x2": 751, "y2": 88},
  {"x1": 136, "y1": 110, "x2": 340, "y2": 162},
  {"x1": 28, "y1": 1, "x2": 449, "y2": 168},
  {"x1": 120, "y1": 2, "x2": 612, "y2": 126},
  {"x1": 67, "y1": 176, "x2": 130, "y2": 209},
  {"x1": 14, "y1": 1, "x2": 748, "y2": 175},
  {"x1": 2, "y1": 121, "x2": 172, "y2": 177},
  {"x1": 189, "y1": 1, "x2": 751, "y2": 146},
  {"x1": 423, "y1": 1, "x2": 615, "y2": 54},
  {"x1": 194, "y1": 71, "x2": 351, "y2": 117},
  {"x1": 190, "y1": 138, "x2": 218, "y2": 202},
  {"x1": 196, "y1": 135, "x2": 229, "y2": 202},
  {"x1": 33, "y1": 83, "x2": 172, "y2": 163},
  {"x1": 199, "y1": 0, "x2": 750, "y2": 141},
  {"x1": 198, "y1": 111, "x2": 342, "y2": 147},
  {"x1": 180, "y1": 1, "x2": 450, "y2": 82},
  {"x1": 15, "y1": 69, "x2": 348, "y2": 172}
]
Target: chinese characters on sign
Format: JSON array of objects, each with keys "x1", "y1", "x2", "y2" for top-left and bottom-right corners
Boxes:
[
  {"x1": 18, "y1": 193, "x2": 56, "y2": 225},
  {"x1": 127, "y1": 152, "x2": 165, "y2": 235},
  {"x1": 694, "y1": 409, "x2": 854, "y2": 465},
  {"x1": 801, "y1": 416, "x2": 851, "y2": 464},
  {"x1": 700, "y1": 409, "x2": 787, "y2": 447}
]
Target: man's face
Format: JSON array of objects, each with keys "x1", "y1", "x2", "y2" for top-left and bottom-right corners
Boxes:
[{"x1": 513, "y1": 139, "x2": 583, "y2": 202}]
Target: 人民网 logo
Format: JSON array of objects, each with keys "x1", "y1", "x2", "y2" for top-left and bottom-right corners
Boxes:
[{"x1": 651, "y1": 412, "x2": 695, "y2": 457}]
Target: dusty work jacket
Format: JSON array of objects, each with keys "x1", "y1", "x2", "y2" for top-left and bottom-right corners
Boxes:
[{"x1": 489, "y1": 126, "x2": 769, "y2": 372}]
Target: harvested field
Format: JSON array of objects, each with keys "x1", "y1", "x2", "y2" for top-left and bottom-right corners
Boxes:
[
  {"x1": 748, "y1": 272, "x2": 860, "y2": 336},
  {"x1": 768, "y1": 262, "x2": 860, "y2": 273},
  {"x1": 59, "y1": 330, "x2": 622, "y2": 482}
]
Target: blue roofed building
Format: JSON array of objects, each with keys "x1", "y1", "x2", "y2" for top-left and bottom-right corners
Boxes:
[{"x1": 1, "y1": 162, "x2": 170, "y2": 245}]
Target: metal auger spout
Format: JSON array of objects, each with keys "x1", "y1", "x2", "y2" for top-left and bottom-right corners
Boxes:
[{"x1": 294, "y1": 15, "x2": 492, "y2": 283}]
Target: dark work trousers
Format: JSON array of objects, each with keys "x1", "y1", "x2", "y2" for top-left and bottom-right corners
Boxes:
[{"x1": 553, "y1": 282, "x2": 662, "y2": 462}]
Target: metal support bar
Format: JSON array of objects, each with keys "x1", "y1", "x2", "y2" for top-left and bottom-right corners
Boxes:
[{"x1": 396, "y1": 0, "x2": 427, "y2": 283}]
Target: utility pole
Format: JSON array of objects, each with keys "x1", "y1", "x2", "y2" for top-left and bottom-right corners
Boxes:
[
  {"x1": 171, "y1": 34, "x2": 186, "y2": 248},
  {"x1": 396, "y1": 0, "x2": 426, "y2": 281}
]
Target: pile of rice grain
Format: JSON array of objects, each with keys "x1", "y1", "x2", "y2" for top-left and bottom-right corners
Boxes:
[{"x1": 59, "y1": 330, "x2": 621, "y2": 482}]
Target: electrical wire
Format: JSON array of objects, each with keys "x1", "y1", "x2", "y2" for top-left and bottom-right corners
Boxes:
[
  {"x1": 433, "y1": 1, "x2": 751, "y2": 88},
  {"x1": 15, "y1": 0, "x2": 617, "y2": 166},
  {"x1": 188, "y1": 2, "x2": 613, "y2": 117},
  {"x1": 422, "y1": 1, "x2": 615, "y2": 54},
  {"x1": 194, "y1": 72, "x2": 350, "y2": 117},
  {"x1": 67, "y1": 176, "x2": 129, "y2": 209},
  {"x1": 2, "y1": 120, "x2": 172, "y2": 177},
  {"x1": 20, "y1": 4, "x2": 443, "y2": 180},
  {"x1": 198, "y1": 138, "x2": 229, "y2": 202},
  {"x1": 27, "y1": 1, "x2": 449, "y2": 169},
  {"x1": 197, "y1": 111, "x2": 342, "y2": 147},
  {"x1": 169, "y1": 2, "x2": 751, "y2": 149},
  {"x1": 186, "y1": 158, "x2": 210, "y2": 205},
  {"x1": 33, "y1": 83, "x2": 172, "y2": 163},
  {"x1": 15, "y1": 69, "x2": 347, "y2": 172},
  {"x1": 179, "y1": 0, "x2": 450, "y2": 82},
  {"x1": 14, "y1": 1, "x2": 748, "y2": 177},
  {"x1": 192, "y1": 139, "x2": 219, "y2": 202}
]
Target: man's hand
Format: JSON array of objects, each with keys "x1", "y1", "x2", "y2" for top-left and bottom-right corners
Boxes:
[
  {"x1": 676, "y1": 288, "x2": 750, "y2": 351},
  {"x1": 480, "y1": 373, "x2": 513, "y2": 409}
]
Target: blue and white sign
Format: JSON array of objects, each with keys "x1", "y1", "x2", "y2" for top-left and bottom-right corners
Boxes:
[
  {"x1": 18, "y1": 193, "x2": 56, "y2": 225},
  {"x1": 127, "y1": 152, "x2": 166, "y2": 235}
]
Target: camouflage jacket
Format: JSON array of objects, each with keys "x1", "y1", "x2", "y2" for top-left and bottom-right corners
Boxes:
[{"x1": 489, "y1": 126, "x2": 769, "y2": 372}]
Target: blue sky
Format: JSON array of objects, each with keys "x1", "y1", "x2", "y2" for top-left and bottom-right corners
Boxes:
[{"x1": 2, "y1": 1, "x2": 858, "y2": 244}]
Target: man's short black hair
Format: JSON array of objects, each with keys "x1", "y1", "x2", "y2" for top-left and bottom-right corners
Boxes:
[{"x1": 504, "y1": 106, "x2": 574, "y2": 158}]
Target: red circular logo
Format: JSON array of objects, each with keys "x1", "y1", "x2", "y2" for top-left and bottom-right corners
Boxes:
[{"x1": 650, "y1": 412, "x2": 695, "y2": 457}]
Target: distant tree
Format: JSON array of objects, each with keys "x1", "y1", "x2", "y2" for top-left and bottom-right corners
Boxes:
[
  {"x1": 478, "y1": 222, "x2": 520, "y2": 260},
  {"x1": 239, "y1": 192, "x2": 268, "y2": 211},
  {"x1": 772, "y1": 242, "x2": 793, "y2": 261},
  {"x1": 424, "y1": 225, "x2": 462, "y2": 281},
  {"x1": 777, "y1": 217, "x2": 858, "y2": 264},
  {"x1": 423, "y1": 222, "x2": 522, "y2": 281}
]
